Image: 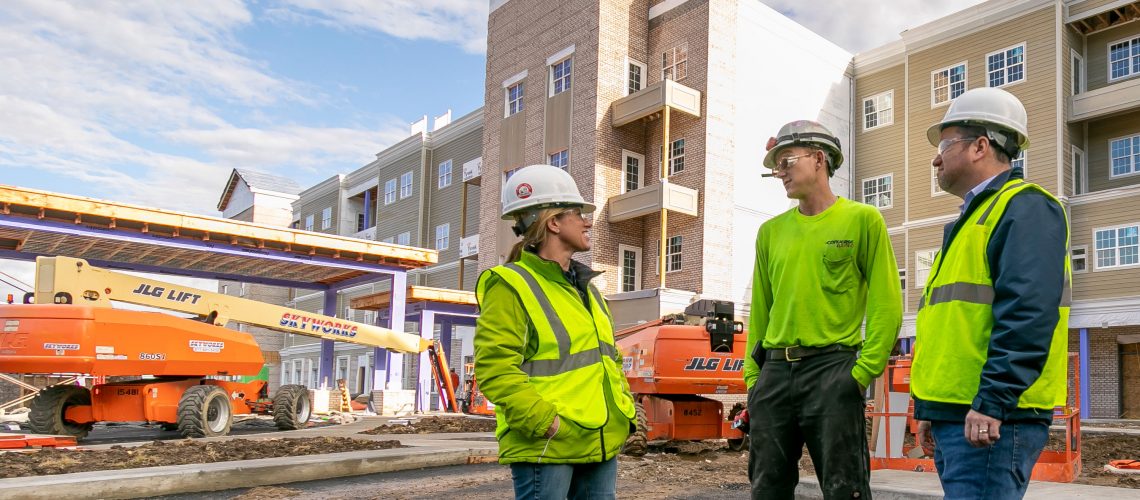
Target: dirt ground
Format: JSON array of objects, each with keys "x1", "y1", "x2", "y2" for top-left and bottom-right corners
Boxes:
[
  {"x1": 2, "y1": 437, "x2": 401, "y2": 479},
  {"x1": 359, "y1": 416, "x2": 497, "y2": 435}
]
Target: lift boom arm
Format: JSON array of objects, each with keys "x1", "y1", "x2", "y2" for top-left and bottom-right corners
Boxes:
[{"x1": 32, "y1": 256, "x2": 431, "y2": 354}]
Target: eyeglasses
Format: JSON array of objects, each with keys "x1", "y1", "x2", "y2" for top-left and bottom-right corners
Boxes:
[
  {"x1": 937, "y1": 137, "x2": 978, "y2": 155},
  {"x1": 771, "y1": 152, "x2": 818, "y2": 173},
  {"x1": 558, "y1": 208, "x2": 590, "y2": 222}
]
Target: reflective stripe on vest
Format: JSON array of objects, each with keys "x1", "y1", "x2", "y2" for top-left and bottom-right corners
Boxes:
[{"x1": 913, "y1": 179, "x2": 1071, "y2": 410}]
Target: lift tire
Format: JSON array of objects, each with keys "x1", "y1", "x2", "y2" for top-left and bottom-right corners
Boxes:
[
  {"x1": 177, "y1": 385, "x2": 233, "y2": 438},
  {"x1": 726, "y1": 402, "x2": 749, "y2": 452},
  {"x1": 27, "y1": 385, "x2": 94, "y2": 439},
  {"x1": 622, "y1": 401, "x2": 649, "y2": 457},
  {"x1": 272, "y1": 384, "x2": 312, "y2": 430}
]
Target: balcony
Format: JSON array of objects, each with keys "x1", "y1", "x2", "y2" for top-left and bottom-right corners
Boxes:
[
  {"x1": 462, "y1": 157, "x2": 482, "y2": 186},
  {"x1": 1071, "y1": 76, "x2": 1140, "y2": 122},
  {"x1": 611, "y1": 79, "x2": 701, "y2": 127},
  {"x1": 459, "y1": 234, "x2": 479, "y2": 258},
  {"x1": 353, "y1": 226, "x2": 377, "y2": 241},
  {"x1": 607, "y1": 180, "x2": 699, "y2": 223}
]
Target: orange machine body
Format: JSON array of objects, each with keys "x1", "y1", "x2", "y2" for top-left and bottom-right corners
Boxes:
[{"x1": 617, "y1": 322, "x2": 747, "y2": 443}]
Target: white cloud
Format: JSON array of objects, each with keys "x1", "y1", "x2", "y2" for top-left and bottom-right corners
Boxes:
[
  {"x1": 760, "y1": 0, "x2": 987, "y2": 53},
  {"x1": 272, "y1": 0, "x2": 490, "y2": 54}
]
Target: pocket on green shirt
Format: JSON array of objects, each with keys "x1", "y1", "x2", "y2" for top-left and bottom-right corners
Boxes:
[{"x1": 821, "y1": 251, "x2": 859, "y2": 293}]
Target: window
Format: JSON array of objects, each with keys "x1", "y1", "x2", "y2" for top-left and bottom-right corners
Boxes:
[
  {"x1": 1110, "y1": 135, "x2": 1140, "y2": 177},
  {"x1": 435, "y1": 223, "x2": 450, "y2": 250},
  {"x1": 622, "y1": 150, "x2": 645, "y2": 193},
  {"x1": 618, "y1": 245, "x2": 642, "y2": 292},
  {"x1": 550, "y1": 58, "x2": 572, "y2": 96},
  {"x1": 400, "y1": 171, "x2": 413, "y2": 199},
  {"x1": 1095, "y1": 225, "x2": 1139, "y2": 269},
  {"x1": 932, "y1": 62, "x2": 967, "y2": 106},
  {"x1": 397, "y1": 232, "x2": 410, "y2": 246},
  {"x1": 899, "y1": 269, "x2": 907, "y2": 290},
  {"x1": 668, "y1": 138, "x2": 685, "y2": 175},
  {"x1": 321, "y1": 207, "x2": 332, "y2": 230},
  {"x1": 1010, "y1": 151, "x2": 1025, "y2": 175},
  {"x1": 549, "y1": 149, "x2": 569, "y2": 170},
  {"x1": 662, "y1": 43, "x2": 688, "y2": 81},
  {"x1": 356, "y1": 213, "x2": 366, "y2": 232},
  {"x1": 384, "y1": 179, "x2": 396, "y2": 205},
  {"x1": 507, "y1": 82, "x2": 525, "y2": 116},
  {"x1": 666, "y1": 235, "x2": 682, "y2": 272},
  {"x1": 1109, "y1": 36, "x2": 1140, "y2": 81},
  {"x1": 1072, "y1": 146, "x2": 1087, "y2": 195},
  {"x1": 1072, "y1": 49, "x2": 1085, "y2": 95},
  {"x1": 862, "y1": 174, "x2": 892, "y2": 209},
  {"x1": 986, "y1": 44, "x2": 1025, "y2": 88},
  {"x1": 627, "y1": 58, "x2": 647, "y2": 95},
  {"x1": 863, "y1": 91, "x2": 893, "y2": 131},
  {"x1": 381, "y1": 236, "x2": 394, "y2": 244},
  {"x1": 932, "y1": 166, "x2": 945, "y2": 195},
  {"x1": 336, "y1": 356, "x2": 349, "y2": 384},
  {"x1": 304, "y1": 214, "x2": 314, "y2": 231},
  {"x1": 438, "y1": 160, "x2": 453, "y2": 189},
  {"x1": 1071, "y1": 245, "x2": 1088, "y2": 274},
  {"x1": 915, "y1": 249, "x2": 939, "y2": 288}
]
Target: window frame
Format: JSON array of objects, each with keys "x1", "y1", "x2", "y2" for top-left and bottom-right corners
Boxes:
[
  {"x1": 621, "y1": 149, "x2": 645, "y2": 193},
  {"x1": 397, "y1": 232, "x2": 410, "y2": 246},
  {"x1": 665, "y1": 235, "x2": 683, "y2": 273},
  {"x1": 438, "y1": 159, "x2": 453, "y2": 189},
  {"x1": 1093, "y1": 223, "x2": 1140, "y2": 271},
  {"x1": 1071, "y1": 48, "x2": 1085, "y2": 95},
  {"x1": 321, "y1": 207, "x2": 332, "y2": 230},
  {"x1": 931, "y1": 61, "x2": 968, "y2": 107},
  {"x1": 506, "y1": 82, "x2": 525, "y2": 117},
  {"x1": 435, "y1": 223, "x2": 450, "y2": 251},
  {"x1": 1072, "y1": 145, "x2": 1087, "y2": 195},
  {"x1": 549, "y1": 57, "x2": 572, "y2": 97},
  {"x1": 399, "y1": 171, "x2": 414, "y2": 199},
  {"x1": 1109, "y1": 134, "x2": 1140, "y2": 179},
  {"x1": 549, "y1": 149, "x2": 569, "y2": 171},
  {"x1": 932, "y1": 166, "x2": 947, "y2": 197},
  {"x1": 861, "y1": 174, "x2": 893, "y2": 209},
  {"x1": 1071, "y1": 245, "x2": 1088, "y2": 274},
  {"x1": 304, "y1": 214, "x2": 314, "y2": 231},
  {"x1": 384, "y1": 179, "x2": 396, "y2": 205},
  {"x1": 862, "y1": 90, "x2": 894, "y2": 131},
  {"x1": 1010, "y1": 150, "x2": 1026, "y2": 177},
  {"x1": 625, "y1": 57, "x2": 647, "y2": 96},
  {"x1": 668, "y1": 138, "x2": 685, "y2": 176},
  {"x1": 914, "y1": 248, "x2": 939, "y2": 289},
  {"x1": 1107, "y1": 35, "x2": 1140, "y2": 83},
  {"x1": 985, "y1": 43, "x2": 1027, "y2": 89},
  {"x1": 662, "y1": 43, "x2": 688, "y2": 81},
  {"x1": 618, "y1": 244, "x2": 643, "y2": 292}
]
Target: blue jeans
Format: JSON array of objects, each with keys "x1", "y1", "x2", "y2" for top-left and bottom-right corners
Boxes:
[
  {"x1": 510, "y1": 458, "x2": 617, "y2": 500},
  {"x1": 931, "y1": 420, "x2": 1049, "y2": 500}
]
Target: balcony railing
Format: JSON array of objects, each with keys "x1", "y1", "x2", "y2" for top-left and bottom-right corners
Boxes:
[
  {"x1": 608, "y1": 180, "x2": 699, "y2": 223},
  {"x1": 611, "y1": 79, "x2": 701, "y2": 127},
  {"x1": 1071, "y1": 76, "x2": 1140, "y2": 122}
]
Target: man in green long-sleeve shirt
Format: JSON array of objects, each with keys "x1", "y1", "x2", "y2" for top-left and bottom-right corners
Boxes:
[{"x1": 746, "y1": 120, "x2": 902, "y2": 500}]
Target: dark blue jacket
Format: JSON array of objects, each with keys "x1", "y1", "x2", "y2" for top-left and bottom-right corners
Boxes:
[{"x1": 914, "y1": 168, "x2": 1067, "y2": 423}]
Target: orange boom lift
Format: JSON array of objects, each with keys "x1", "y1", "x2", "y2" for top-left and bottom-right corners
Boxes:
[{"x1": 0, "y1": 256, "x2": 457, "y2": 439}]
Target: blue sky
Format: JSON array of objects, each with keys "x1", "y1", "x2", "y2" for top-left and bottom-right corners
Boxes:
[{"x1": 0, "y1": 0, "x2": 982, "y2": 297}]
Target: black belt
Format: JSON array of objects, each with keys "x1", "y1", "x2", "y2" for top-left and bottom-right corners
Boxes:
[{"x1": 766, "y1": 344, "x2": 859, "y2": 362}]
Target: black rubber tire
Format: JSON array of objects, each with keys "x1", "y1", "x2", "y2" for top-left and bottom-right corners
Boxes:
[
  {"x1": 27, "y1": 385, "x2": 94, "y2": 439},
  {"x1": 177, "y1": 385, "x2": 232, "y2": 438},
  {"x1": 726, "y1": 402, "x2": 749, "y2": 451},
  {"x1": 622, "y1": 401, "x2": 649, "y2": 457},
  {"x1": 272, "y1": 384, "x2": 311, "y2": 430}
]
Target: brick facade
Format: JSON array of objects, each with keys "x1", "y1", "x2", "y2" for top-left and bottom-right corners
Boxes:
[{"x1": 1069, "y1": 325, "x2": 1140, "y2": 419}]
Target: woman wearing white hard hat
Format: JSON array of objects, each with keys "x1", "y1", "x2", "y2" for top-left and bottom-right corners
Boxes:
[{"x1": 473, "y1": 164, "x2": 636, "y2": 499}]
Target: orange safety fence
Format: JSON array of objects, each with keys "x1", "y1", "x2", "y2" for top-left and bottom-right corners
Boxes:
[{"x1": 865, "y1": 352, "x2": 1081, "y2": 483}]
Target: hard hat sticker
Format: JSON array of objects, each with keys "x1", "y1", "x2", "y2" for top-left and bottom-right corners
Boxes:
[{"x1": 516, "y1": 183, "x2": 533, "y2": 199}]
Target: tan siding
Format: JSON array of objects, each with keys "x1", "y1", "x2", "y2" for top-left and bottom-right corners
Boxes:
[
  {"x1": 1086, "y1": 20, "x2": 1140, "y2": 91},
  {"x1": 1087, "y1": 109, "x2": 1140, "y2": 191},
  {"x1": 907, "y1": 7, "x2": 1059, "y2": 220},
  {"x1": 890, "y1": 232, "x2": 907, "y2": 308},
  {"x1": 376, "y1": 152, "x2": 424, "y2": 245},
  {"x1": 501, "y1": 113, "x2": 526, "y2": 170},
  {"x1": 428, "y1": 128, "x2": 483, "y2": 264},
  {"x1": 906, "y1": 225, "x2": 946, "y2": 313},
  {"x1": 423, "y1": 265, "x2": 461, "y2": 290},
  {"x1": 1069, "y1": 0, "x2": 1126, "y2": 18},
  {"x1": 854, "y1": 63, "x2": 906, "y2": 229},
  {"x1": 1070, "y1": 195, "x2": 1140, "y2": 299},
  {"x1": 295, "y1": 191, "x2": 340, "y2": 235},
  {"x1": 545, "y1": 90, "x2": 572, "y2": 154}
]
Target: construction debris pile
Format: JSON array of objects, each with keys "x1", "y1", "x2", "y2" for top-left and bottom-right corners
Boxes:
[
  {"x1": 360, "y1": 416, "x2": 497, "y2": 435},
  {"x1": 3, "y1": 437, "x2": 401, "y2": 478}
]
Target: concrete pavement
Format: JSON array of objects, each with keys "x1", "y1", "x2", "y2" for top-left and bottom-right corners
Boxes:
[{"x1": 796, "y1": 469, "x2": 1140, "y2": 499}]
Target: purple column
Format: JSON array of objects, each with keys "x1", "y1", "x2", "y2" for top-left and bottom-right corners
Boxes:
[
  {"x1": 319, "y1": 289, "x2": 337, "y2": 389},
  {"x1": 363, "y1": 189, "x2": 374, "y2": 228},
  {"x1": 1080, "y1": 328, "x2": 1089, "y2": 417},
  {"x1": 386, "y1": 272, "x2": 407, "y2": 389}
]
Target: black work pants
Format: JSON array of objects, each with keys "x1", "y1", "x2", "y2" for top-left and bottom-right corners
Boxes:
[{"x1": 747, "y1": 350, "x2": 871, "y2": 499}]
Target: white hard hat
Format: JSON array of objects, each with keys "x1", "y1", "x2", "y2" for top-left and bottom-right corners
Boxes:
[
  {"x1": 762, "y1": 120, "x2": 843, "y2": 175},
  {"x1": 501, "y1": 164, "x2": 595, "y2": 220},
  {"x1": 926, "y1": 87, "x2": 1029, "y2": 156}
]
